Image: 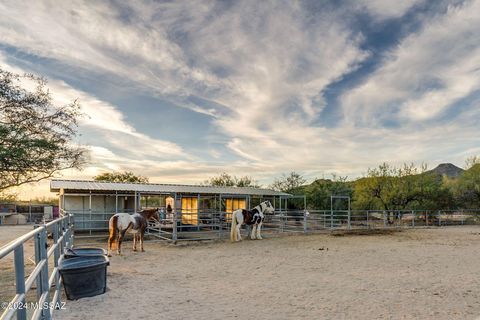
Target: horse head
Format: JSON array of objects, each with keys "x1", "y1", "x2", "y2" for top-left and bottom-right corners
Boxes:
[
  {"x1": 152, "y1": 208, "x2": 161, "y2": 222},
  {"x1": 141, "y1": 208, "x2": 160, "y2": 223},
  {"x1": 261, "y1": 200, "x2": 275, "y2": 214}
]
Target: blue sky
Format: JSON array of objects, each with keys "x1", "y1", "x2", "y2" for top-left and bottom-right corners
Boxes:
[{"x1": 1, "y1": 0, "x2": 480, "y2": 197}]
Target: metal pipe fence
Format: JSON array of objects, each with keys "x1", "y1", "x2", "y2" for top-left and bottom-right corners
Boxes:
[
  {"x1": 0, "y1": 213, "x2": 74, "y2": 320},
  {"x1": 69, "y1": 208, "x2": 480, "y2": 241}
]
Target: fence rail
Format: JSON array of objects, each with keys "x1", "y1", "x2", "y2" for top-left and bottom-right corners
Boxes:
[
  {"x1": 0, "y1": 214, "x2": 74, "y2": 320},
  {"x1": 66, "y1": 208, "x2": 480, "y2": 241}
]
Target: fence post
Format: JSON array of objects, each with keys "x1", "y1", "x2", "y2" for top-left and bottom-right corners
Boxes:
[
  {"x1": 53, "y1": 222, "x2": 61, "y2": 308},
  {"x1": 34, "y1": 230, "x2": 43, "y2": 303},
  {"x1": 438, "y1": 211, "x2": 441, "y2": 226},
  {"x1": 40, "y1": 226, "x2": 52, "y2": 320},
  {"x1": 330, "y1": 198, "x2": 333, "y2": 229},
  {"x1": 383, "y1": 211, "x2": 387, "y2": 228},
  {"x1": 172, "y1": 210, "x2": 178, "y2": 243},
  {"x1": 14, "y1": 245, "x2": 27, "y2": 320},
  {"x1": 280, "y1": 212, "x2": 284, "y2": 233},
  {"x1": 347, "y1": 206, "x2": 351, "y2": 230},
  {"x1": 412, "y1": 210, "x2": 415, "y2": 228},
  {"x1": 303, "y1": 210, "x2": 307, "y2": 233}
]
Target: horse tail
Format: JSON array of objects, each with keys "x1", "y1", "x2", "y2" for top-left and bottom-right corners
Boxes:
[
  {"x1": 109, "y1": 215, "x2": 119, "y2": 250},
  {"x1": 230, "y1": 211, "x2": 237, "y2": 242}
]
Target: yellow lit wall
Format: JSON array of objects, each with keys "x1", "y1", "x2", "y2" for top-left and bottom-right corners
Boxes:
[
  {"x1": 181, "y1": 197, "x2": 198, "y2": 225},
  {"x1": 225, "y1": 198, "x2": 246, "y2": 222}
]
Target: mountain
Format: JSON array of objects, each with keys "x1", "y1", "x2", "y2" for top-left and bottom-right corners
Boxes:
[{"x1": 427, "y1": 163, "x2": 464, "y2": 179}]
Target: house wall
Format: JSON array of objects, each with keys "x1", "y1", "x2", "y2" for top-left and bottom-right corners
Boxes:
[{"x1": 63, "y1": 193, "x2": 137, "y2": 231}]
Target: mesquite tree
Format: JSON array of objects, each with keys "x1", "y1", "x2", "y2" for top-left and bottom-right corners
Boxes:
[
  {"x1": 94, "y1": 171, "x2": 149, "y2": 183},
  {"x1": 0, "y1": 69, "x2": 86, "y2": 192}
]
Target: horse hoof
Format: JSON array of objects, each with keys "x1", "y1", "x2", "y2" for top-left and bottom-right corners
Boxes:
[
  {"x1": 107, "y1": 254, "x2": 112, "y2": 257},
  {"x1": 141, "y1": 249, "x2": 145, "y2": 252}
]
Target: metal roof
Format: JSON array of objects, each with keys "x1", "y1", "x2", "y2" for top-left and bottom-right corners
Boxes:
[{"x1": 50, "y1": 179, "x2": 291, "y2": 196}]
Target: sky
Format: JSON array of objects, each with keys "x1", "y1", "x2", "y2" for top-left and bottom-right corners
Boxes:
[{"x1": 1, "y1": 0, "x2": 480, "y2": 199}]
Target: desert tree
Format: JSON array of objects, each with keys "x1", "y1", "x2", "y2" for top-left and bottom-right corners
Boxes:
[
  {"x1": 93, "y1": 171, "x2": 149, "y2": 183},
  {"x1": 0, "y1": 69, "x2": 86, "y2": 192},
  {"x1": 202, "y1": 172, "x2": 260, "y2": 188},
  {"x1": 270, "y1": 171, "x2": 307, "y2": 192}
]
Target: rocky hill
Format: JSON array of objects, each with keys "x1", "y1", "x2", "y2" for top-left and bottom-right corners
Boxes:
[{"x1": 427, "y1": 163, "x2": 464, "y2": 178}]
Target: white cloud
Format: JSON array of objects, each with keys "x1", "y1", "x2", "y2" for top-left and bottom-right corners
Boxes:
[
  {"x1": 341, "y1": 0, "x2": 480, "y2": 125},
  {"x1": 2, "y1": 0, "x2": 480, "y2": 201},
  {"x1": 353, "y1": 0, "x2": 422, "y2": 20}
]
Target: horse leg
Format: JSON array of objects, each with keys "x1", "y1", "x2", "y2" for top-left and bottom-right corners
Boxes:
[
  {"x1": 236, "y1": 224, "x2": 242, "y2": 241},
  {"x1": 117, "y1": 232, "x2": 122, "y2": 255},
  {"x1": 256, "y1": 221, "x2": 263, "y2": 239},
  {"x1": 250, "y1": 224, "x2": 257, "y2": 240},
  {"x1": 133, "y1": 233, "x2": 137, "y2": 252},
  {"x1": 107, "y1": 216, "x2": 119, "y2": 257},
  {"x1": 108, "y1": 230, "x2": 115, "y2": 257},
  {"x1": 118, "y1": 228, "x2": 129, "y2": 255},
  {"x1": 140, "y1": 230, "x2": 145, "y2": 252}
]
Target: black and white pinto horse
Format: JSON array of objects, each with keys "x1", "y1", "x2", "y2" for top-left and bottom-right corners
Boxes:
[{"x1": 230, "y1": 201, "x2": 275, "y2": 242}]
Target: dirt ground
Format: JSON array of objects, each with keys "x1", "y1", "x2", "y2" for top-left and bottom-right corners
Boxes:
[
  {"x1": 0, "y1": 225, "x2": 36, "y2": 247},
  {"x1": 0, "y1": 225, "x2": 45, "y2": 308},
  {"x1": 35, "y1": 227, "x2": 480, "y2": 319}
]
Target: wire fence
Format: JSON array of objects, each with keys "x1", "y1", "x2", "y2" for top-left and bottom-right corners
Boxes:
[{"x1": 0, "y1": 204, "x2": 58, "y2": 224}]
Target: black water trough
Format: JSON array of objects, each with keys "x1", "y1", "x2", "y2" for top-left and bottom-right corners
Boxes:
[
  {"x1": 64, "y1": 247, "x2": 107, "y2": 259},
  {"x1": 59, "y1": 255, "x2": 109, "y2": 300}
]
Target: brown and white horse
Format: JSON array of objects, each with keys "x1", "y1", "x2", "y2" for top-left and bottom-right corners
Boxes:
[
  {"x1": 230, "y1": 201, "x2": 275, "y2": 242},
  {"x1": 107, "y1": 208, "x2": 160, "y2": 256}
]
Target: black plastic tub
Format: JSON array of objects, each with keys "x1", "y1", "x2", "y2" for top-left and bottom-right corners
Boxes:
[
  {"x1": 64, "y1": 247, "x2": 107, "y2": 259},
  {"x1": 59, "y1": 256, "x2": 110, "y2": 300}
]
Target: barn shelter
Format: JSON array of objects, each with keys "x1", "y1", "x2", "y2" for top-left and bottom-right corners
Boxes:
[{"x1": 50, "y1": 179, "x2": 292, "y2": 238}]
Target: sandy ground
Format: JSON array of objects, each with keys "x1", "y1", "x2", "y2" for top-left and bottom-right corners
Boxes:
[
  {"x1": 48, "y1": 227, "x2": 480, "y2": 319},
  {"x1": 0, "y1": 225, "x2": 44, "y2": 306},
  {"x1": 0, "y1": 225, "x2": 35, "y2": 247}
]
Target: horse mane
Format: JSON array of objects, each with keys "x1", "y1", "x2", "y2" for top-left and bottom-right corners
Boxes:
[
  {"x1": 254, "y1": 201, "x2": 265, "y2": 213},
  {"x1": 139, "y1": 208, "x2": 159, "y2": 220}
]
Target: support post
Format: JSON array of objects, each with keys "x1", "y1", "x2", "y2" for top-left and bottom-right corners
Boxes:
[
  {"x1": 89, "y1": 192, "x2": 92, "y2": 236},
  {"x1": 14, "y1": 245, "x2": 27, "y2": 320},
  {"x1": 53, "y1": 223, "x2": 61, "y2": 307},
  {"x1": 303, "y1": 209, "x2": 307, "y2": 233},
  {"x1": 219, "y1": 194, "x2": 223, "y2": 231},
  {"x1": 348, "y1": 198, "x2": 351, "y2": 229},
  {"x1": 303, "y1": 195, "x2": 307, "y2": 233},
  {"x1": 330, "y1": 197, "x2": 333, "y2": 229},
  {"x1": 197, "y1": 193, "x2": 200, "y2": 231},
  {"x1": 40, "y1": 227, "x2": 51, "y2": 320},
  {"x1": 172, "y1": 193, "x2": 177, "y2": 243},
  {"x1": 34, "y1": 230, "x2": 42, "y2": 302},
  {"x1": 134, "y1": 191, "x2": 138, "y2": 213}
]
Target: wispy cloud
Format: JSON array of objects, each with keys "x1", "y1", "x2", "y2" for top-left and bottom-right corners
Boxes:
[
  {"x1": 1, "y1": 0, "x2": 480, "y2": 200},
  {"x1": 341, "y1": 0, "x2": 480, "y2": 125}
]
